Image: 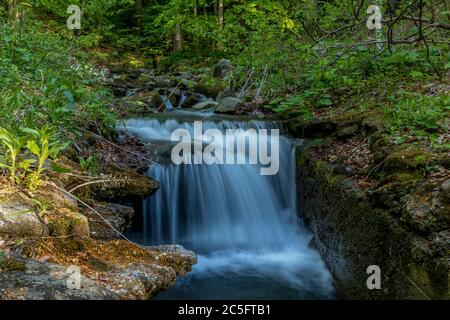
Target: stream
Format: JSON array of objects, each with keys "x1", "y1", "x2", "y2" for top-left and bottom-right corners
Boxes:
[{"x1": 118, "y1": 110, "x2": 335, "y2": 300}]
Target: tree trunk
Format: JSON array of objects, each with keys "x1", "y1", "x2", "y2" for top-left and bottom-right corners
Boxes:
[
  {"x1": 218, "y1": 0, "x2": 224, "y2": 28},
  {"x1": 135, "y1": 0, "x2": 143, "y2": 34},
  {"x1": 7, "y1": 0, "x2": 18, "y2": 26},
  {"x1": 174, "y1": 22, "x2": 182, "y2": 52}
]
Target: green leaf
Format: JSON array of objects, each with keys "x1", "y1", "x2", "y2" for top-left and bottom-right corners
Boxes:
[
  {"x1": 318, "y1": 98, "x2": 333, "y2": 107},
  {"x1": 50, "y1": 163, "x2": 71, "y2": 174},
  {"x1": 26, "y1": 140, "x2": 40, "y2": 156}
]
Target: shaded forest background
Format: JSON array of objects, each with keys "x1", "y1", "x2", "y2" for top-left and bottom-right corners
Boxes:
[{"x1": 0, "y1": 0, "x2": 448, "y2": 188}]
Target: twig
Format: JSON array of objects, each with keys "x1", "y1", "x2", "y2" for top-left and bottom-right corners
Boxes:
[{"x1": 78, "y1": 128, "x2": 161, "y2": 167}]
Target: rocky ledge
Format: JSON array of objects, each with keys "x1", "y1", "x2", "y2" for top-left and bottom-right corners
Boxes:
[
  {"x1": 293, "y1": 117, "x2": 449, "y2": 300},
  {"x1": 0, "y1": 243, "x2": 196, "y2": 300},
  {"x1": 0, "y1": 132, "x2": 196, "y2": 300}
]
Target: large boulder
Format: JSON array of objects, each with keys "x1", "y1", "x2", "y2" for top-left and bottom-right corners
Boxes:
[
  {"x1": 0, "y1": 254, "x2": 118, "y2": 300},
  {"x1": 213, "y1": 59, "x2": 233, "y2": 79},
  {"x1": 215, "y1": 97, "x2": 243, "y2": 114}
]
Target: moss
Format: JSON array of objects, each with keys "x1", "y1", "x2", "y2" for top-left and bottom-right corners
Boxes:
[
  {"x1": 383, "y1": 146, "x2": 434, "y2": 173},
  {"x1": 47, "y1": 209, "x2": 89, "y2": 237},
  {"x1": 0, "y1": 257, "x2": 27, "y2": 272},
  {"x1": 194, "y1": 76, "x2": 224, "y2": 98}
]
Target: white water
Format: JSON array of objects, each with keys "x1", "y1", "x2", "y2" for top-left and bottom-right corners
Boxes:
[{"x1": 119, "y1": 114, "x2": 334, "y2": 299}]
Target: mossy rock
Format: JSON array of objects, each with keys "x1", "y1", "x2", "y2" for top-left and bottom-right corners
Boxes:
[
  {"x1": 47, "y1": 209, "x2": 90, "y2": 237},
  {"x1": 0, "y1": 256, "x2": 27, "y2": 272},
  {"x1": 383, "y1": 145, "x2": 434, "y2": 173},
  {"x1": 194, "y1": 76, "x2": 224, "y2": 98}
]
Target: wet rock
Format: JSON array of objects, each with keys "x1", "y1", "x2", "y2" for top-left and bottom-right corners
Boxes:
[
  {"x1": 215, "y1": 97, "x2": 243, "y2": 114},
  {"x1": 181, "y1": 93, "x2": 206, "y2": 108},
  {"x1": 213, "y1": 59, "x2": 233, "y2": 79},
  {"x1": 192, "y1": 99, "x2": 218, "y2": 110},
  {"x1": 81, "y1": 202, "x2": 134, "y2": 240},
  {"x1": 0, "y1": 254, "x2": 118, "y2": 300}
]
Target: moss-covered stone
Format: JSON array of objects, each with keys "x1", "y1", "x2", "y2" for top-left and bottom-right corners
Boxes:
[
  {"x1": 194, "y1": 76, "x2": 224, "y2": 98},
  {"x1": 383, "y1": 145, "x2": 434, "y2": 173},
  {"x1": 0, "y1": 256, "x2": 27, "y2": 272}
]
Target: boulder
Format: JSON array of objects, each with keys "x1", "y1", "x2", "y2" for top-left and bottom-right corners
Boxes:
[
  {"x1": 194, "y1": 77, "x2": 224, "y2": 98},
  {"x1": 213, "y1": 59, "x2": 233, "y2": 79},
  {"x1": 81, "y1": 202, "x2": 135, "y2": 240},
  {"x1": 92, "y1": 165, "x2": 159, "y2": 200},
  {"x1": 0, "y1": 254, "x2": 118, "y2": 300},
  {"x1": 215, "y1": 97, "x2": 243, "y2": 114}
]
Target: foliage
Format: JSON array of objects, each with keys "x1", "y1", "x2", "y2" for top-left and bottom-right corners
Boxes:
[{"x1": 0, "y1": 126, "x2": 67, "y2": 189}]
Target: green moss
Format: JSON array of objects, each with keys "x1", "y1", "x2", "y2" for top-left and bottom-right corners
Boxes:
[
  {"x1": 194, "y1": 76, "x2": 224, "y2": 98},
  {"x1": 384, "y1": 146, "x2": 434, "y2": 173},
  {"x1": 0, "y1": 257, "x2": 27, "y2": 272}
]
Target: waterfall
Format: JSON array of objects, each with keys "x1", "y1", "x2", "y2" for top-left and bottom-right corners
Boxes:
[
  {"x1": 160, "y1": 94, "x2": 174, "y2": 110},
  {"x1": 118, "y1": 112, "x2": 334, "y2": 299}
]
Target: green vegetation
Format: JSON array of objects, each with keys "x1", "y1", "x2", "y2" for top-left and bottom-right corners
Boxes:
[
  {"x1": 0, "y1": 0, "x2": 448, "y2": 188},
  {"x1": 0, "y1": 126, "x2": 67, "y2": 189}
]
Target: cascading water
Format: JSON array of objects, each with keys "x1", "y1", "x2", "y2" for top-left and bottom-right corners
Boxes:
[
  {"x1": 118, "y1": 112, "x2": 334, "y2": 299},
  {"x1": 160, "y1": 94, "x2": 174, "y2": 109}
]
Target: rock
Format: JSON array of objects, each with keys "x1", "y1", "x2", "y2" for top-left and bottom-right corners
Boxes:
[
  {"x1": 194, "y1": 77, "x2": 224, "y2": 98},
  {"x1": 216, "y1": 88, "x2": 236, "y2": 101},
  {"x1": 154, "y1": 76, "x2": 173, "y2": 88},
  {"x1": 177, "y1": 78, "x2": 197, "y2": 89},
  {"x1": 128, "y1": 91, "x2": 164, "y2": 109},
  {"x1": 213, "y1": 59, "x2": 233, "y2": 79},
  {"x1": 215, "y1": 97, "x2": 243, "y2": 114},
  {"x1": 0, "y1": 193, "x2": 45, "y2": 237},
  {"x1": 13, "y1": 240, "x2": 197, "y2": 300},
  {"x1": 382, "y1": 146, "x2": 433, "y2": 173},
  {"x1": 440, "y1": 179, "x2": 450, "y2": 202},
  {"x1": 47, "y1": 209, "x2": 90, "y2": 238},
  {"x1": 0, "y1": 254, "x2": 118, "y2": 300},
  {"x1": 113, "y1": 91, "x2": 164, "y2": 116},
  {"x1": 336, "y1": 121, "x2": 360, "y2": 138},
  {"x1": 136, "y1": 74, "x2": 155, "y2": 86},
  {"x1": 181, "y1": 93, "x2": 207, "y2": 108},
  {"x1": 81, "y1": 202, "x2": 134, "y2": 240},
  {"x1": 93, "y1": 165, "x2": 159, "y2": 200},
  {"x1": 192, "y1": 99, "x2": 218, "y2": 110},
  {"x1": 155, "y1": 244, "x2": 198, "y2": 275},
  {"x1": 288, "y1": 119, "x2": 336, "y2": 138}
]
